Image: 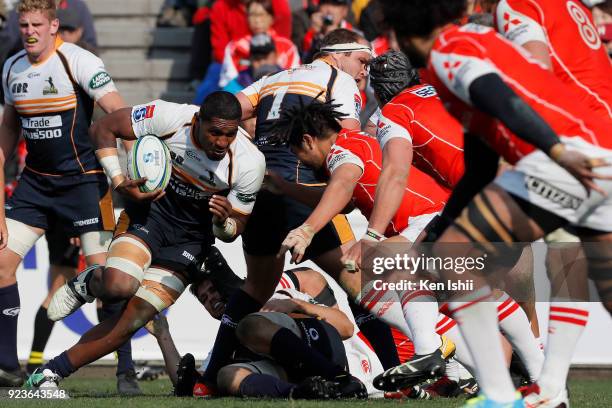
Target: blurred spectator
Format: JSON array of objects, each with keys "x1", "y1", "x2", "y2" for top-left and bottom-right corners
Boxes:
[
  {"x1": 592, "y1": 0, "x2": 612, "y2": 55},
  {"x1": 219, "y1": 0, "x2": 299, "y2": 87},
  {"x1": 222, "y1": 33, "x2": 282, "y2": 93},
  {"x1": 351, "y1": 0, "x2": 369, "y2": 23},
  {"x1": 358, "y1": 0, "x2": 382, "y2": 41},
  {"x1": 188, "y1": 1, "x2": 214, "y2": 84},
  {"x1": 157, "y1": 0, "x2": 198, "y2": 27},
  {"x1": 210, "y1": 0, "x2": 292, "y2": 63},
  {"x1": 56, "y1": 8, "x2": 96, "y2": 54},
  {"x1": 302, "y1": 0, "x2": 354, "y2": 56}
]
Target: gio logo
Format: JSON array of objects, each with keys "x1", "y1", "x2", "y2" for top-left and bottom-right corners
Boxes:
[{"x1": 2, "y1": 307, "x2": 20, "y2": 316}]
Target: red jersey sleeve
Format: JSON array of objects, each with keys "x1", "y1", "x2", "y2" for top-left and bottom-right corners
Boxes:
[{"x1": 496, "y1": 0, "x2": 547, "y2": 46}]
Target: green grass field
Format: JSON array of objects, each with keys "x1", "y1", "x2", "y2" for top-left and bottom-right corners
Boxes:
[{"x1": 2, "y1": 377, "x2": 612, "y2": 407}]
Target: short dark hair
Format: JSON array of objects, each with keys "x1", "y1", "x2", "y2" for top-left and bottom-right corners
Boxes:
[
  {"x1": 320, "y1": 28, "x2": 364, "y2": 49},
  {"x1": 200, "y1": 91, "x2": 242, "y2": 122},
  {"x1": 273, "y1": 98, "x2": 345, "y2": 147},
  {"x1": 381, "y1": 0, "x2": 467, "y2": 38},
  {"x1": 247, "y1": 0, "x2": 274, "y2": 17}
]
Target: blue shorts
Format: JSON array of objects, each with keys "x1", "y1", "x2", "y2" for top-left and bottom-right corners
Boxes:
[
  {"x1": 115, "y1": 204, "x2": 214, "y2": 278},
  {"x1": 5, "y1": 170, "x2": 114, "y2": 236}
]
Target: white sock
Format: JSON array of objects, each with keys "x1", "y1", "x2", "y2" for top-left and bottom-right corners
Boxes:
[
  {"x1": 496, "y1": 292, "x2": 544, "y2": 381},
  {"x1": 450, "y1": 287, "x2": 517, "y2": 403},
  {"x1": 538, "y1": 301, "x2": 590, "y2": 398},
  {"x1": 399, "y1": 289, "x2": 441, "y2": 354},
  {"x1": 445, "y1": 357, "x2": 462, "y2": 382},
  {"x1": 357, "y1": 282, "x2": 413, "y2": 338},
  {"x1": 436, "y1": 313, "x2": 476, "y2": 375}
]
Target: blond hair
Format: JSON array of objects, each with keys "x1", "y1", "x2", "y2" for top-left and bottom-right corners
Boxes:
[{"x1": 17, "y1": 0, "x2": 57, "y2": 19}]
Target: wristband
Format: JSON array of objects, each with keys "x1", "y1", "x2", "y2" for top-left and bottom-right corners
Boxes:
[
  {"x1": 96, "y1": 148, "x2": 125, "y2": 189},
  {"x1": 363, "y1": 228, "x2": 385, "y2": 242},
  {"x1": 549, "y1": 143, "x2": 566, "y2": 163},
  {"x1": 213, "y1": 217, "x2": 238, "y2": 240}
]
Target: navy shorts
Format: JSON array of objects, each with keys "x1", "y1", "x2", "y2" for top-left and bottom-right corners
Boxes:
[
  {"x1": 115, "y1": 204, "x2": 214, "y2": 278},
  {"x1": 5, "y1": 170, "x2": 114, "y2": 236},
  {"x1": 242, "y1": 189, "x2": 354, "y2": 258}
]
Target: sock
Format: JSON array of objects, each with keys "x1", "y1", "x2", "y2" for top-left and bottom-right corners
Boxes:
[
  {"x1": 238, "y1": 373, "x2": 295, "y2": 397},
  {"x1": 496, "y1": 292, "x2": 544, "y2": 381},
  {"x1": 350, "y1": 302, "x2": 400, "y2": 369},
  {"x1": 399, "y1": 289, "x2": 441, "y2": 354},
  {"x1": 357, "y1": 282, "x2": 412, "y2": 338},
  {"x1": 45, "y1": 351, "x2": 76, "y2": 378},
  {"x1": 97, "y1": 301, "x2": 134, "y2": 376},
  {"x1": 444, "y1": 357, "x2": 462, "y2": 382},
  {"x1": 538, "y1": 301, "x2": 589, "y2": 398},
  {"x1": 0, "y1": 283, "x2": 20, "y2": 371},
  {"x1": 269, "y1": 328, "x2": 346, "y2": 380},
  {"x1": 202, "y1": 289, "x2": 262, "y2": 384},
  {"x1": 28, "y1": 305, "x2": 55, "y2": 368},
  {"x1": 436, "y1": 314, "x2": 475, "y2": 374},
  {"x1": 449, "y1": 287, "x2": 516, "y2": 403}
]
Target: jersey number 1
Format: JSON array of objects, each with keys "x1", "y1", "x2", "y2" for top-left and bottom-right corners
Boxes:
[{"x1": 266, "y1": 86, "x2": 289, "y2": 120}]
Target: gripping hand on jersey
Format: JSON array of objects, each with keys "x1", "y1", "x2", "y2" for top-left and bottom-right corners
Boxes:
[
  {"x1": 551, "y1": 144, "x2": 612, "y2": 196},
  {"x1": 209, "y1": 195, "x2": 233, "y2": 225},
  {"x1": 116, "y1": 177, "x2": 165, "y2": 202},
  {"x1": 278, "y1": 224, "x2": 315, "y2": 264}
]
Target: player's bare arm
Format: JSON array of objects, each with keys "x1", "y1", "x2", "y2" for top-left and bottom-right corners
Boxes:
[
  {"x1": 89, "y1": 107, "x2": 164, "y2": 201},
  {"x1": 279, "y1": 164, "x2": 361, "y2": 264},
  {"x1": 260, "y1": 298, "x2": 353, "y2": 339},
  {"x1": 0, "y1": 105, "x2": 22, "y2": 250},
  {"x1": 522, "y1": 40, "x2": 552, "y2": 69}
]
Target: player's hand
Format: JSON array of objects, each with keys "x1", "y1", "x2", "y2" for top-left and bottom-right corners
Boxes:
[
  {"x1": 554, "y1": 148, "x2": 612, "y2": 196},
  {"x1": 116, "y1": 178, "x2": 165, "y2": 202},
  {"x1": 261, "y1": 298, "x2": 299, "y2": 314},
  {"x1": 0, "y1": 217, "x2": 8, "y2": 250},
  {"x1": 209, "y1": 195, "x2": 233, "y2": 225},
  {"x1": 145, "y1": 314, "x2": 169, "y2": 338},
  {"x1": 262, "y1": 170, "x2": 285, "y2": 195},
  {"x1": 341, "y1": 240, "x2": 363, "y2": 272},
  {"x1": 277, "y1": 224, "x2": 315, "y2": 264}
]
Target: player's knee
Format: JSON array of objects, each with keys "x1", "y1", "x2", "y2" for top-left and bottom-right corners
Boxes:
[
  {"x1": 101, "y1": 268, "x2": 140, "y2": 301},
  {"x1": 236, "y1": 315, "x2": 271, "y2": 353},
  {"x1": 217, "y1": 366, "x2": 251, "y2": 396}
]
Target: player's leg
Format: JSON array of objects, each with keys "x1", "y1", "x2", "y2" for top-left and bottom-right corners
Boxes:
[
  {"x1": 217, "y1": 361, "x2": 292, "y2": 397},
  {"x1": 27, "y1": 266, "x2": 186, "y2": 389},
  {"x1": 27, "y1": 226, "x2": 79, "y2": 375},
  {"x1": 1, "y1": 174, "x2": 50, "y2": 382}
]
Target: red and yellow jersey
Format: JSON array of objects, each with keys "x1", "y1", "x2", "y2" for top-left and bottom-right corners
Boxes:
[
  {"x1": 377, "y1": 84, "x2": 465, "y2": 190},
  {"x1": 427, "y1": 24, "x2": 612, "y2": 162},
  {"x1": 326, "y1": 129, "x2": 447, "y2": 236},
  {"x1": 495, "y1": 0, "x2": 612, "y2": 120}
]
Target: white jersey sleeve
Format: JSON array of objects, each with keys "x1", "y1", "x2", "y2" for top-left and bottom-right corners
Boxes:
[
  {"x1": 376, "y1": 110, "x2": 412, "y2": 149},
  {"x1": 131, "y1": 99, "x2": 198, "y2": 138},
  {"x1": 2, "y1": 53, "x2": 19, "y2": 106},
  {"x1": 227, "y1": 131, "x2": 265, "y2": 215},
  {"x1": 62, "y1": 43, "x2": 118, "y2": 101},
  {"x1": 240, "y1": 75, "x2": 266, "y2": 108},
  {"x1": 496, "y1": 0, "x2": 547, "y2": 46},
  {"x1": 329, "y1": 71, "x2": 361, "y2": 121},
  {"x1": 367, "y1": 107, "x2": 381, "y2": 127},
  {"x1": 326, "y1": 144, "x2": 364, "y2": 175},
  {"x1": 430, "y1": 47, "x2": 499, "y2": 105}
]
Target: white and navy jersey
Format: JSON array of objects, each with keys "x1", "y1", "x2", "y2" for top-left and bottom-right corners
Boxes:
[
  {"x1": 3, "y1": 38, "x2": 117, "y2": 176},
  {"x1": 131, "y1": 100, "x2": 266, "y2": 230},
  {"x1": 241, "y1": 59, "x2": 361, "y2": 183}
]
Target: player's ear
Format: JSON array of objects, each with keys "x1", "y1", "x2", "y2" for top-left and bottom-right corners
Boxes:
[
  {"x1": 50, "y1": 18, "x2": 59, "y2": 35},
  {"x1": 303, "y1": 133, "x2": 315, "y2": 150}
]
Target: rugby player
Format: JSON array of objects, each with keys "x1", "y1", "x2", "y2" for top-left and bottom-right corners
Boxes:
[
  {"x1": 25, "y1": 91, "x2": 265, "y2": 392},
  {"x1": 199, "y1": 28, "x2": 372, "y2": 388},
  {"x1": 381, "y1": 0, "x2": 612, "y2": 406},
  {"x1": 0, "y1": 0, "x2": 125, "y2": 385}
]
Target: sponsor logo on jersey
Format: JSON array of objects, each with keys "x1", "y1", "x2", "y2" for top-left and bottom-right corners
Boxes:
[
  {"x1": 89, "y1": 71, "x2": 112, "y2": 89},
  {"x1": 73, "y1": 217, "x2": 99, "y2": 227},
  {"x1": 502, "y1": 11, "x2": 522, "y2": 33},
  {"x1": 221, "y1": 314, "x2": 238, "y2": 328},
  {"x1": 354, "y1": 93, "x2": 362, "y2": 116},
  {"x1": 2, "y1": 307, "x2": 20, "y2": 317},
  {"x1": 43, "y1": 76, "x2": 58, "y2": 95},
  {"x1": 442, "y1": 61, "x2": 462, "y2": 81},
  {"x1": 236, "y1": 192, "x2": 256, "y2": 203},
  {"x1": 21, "y1": 115, "x2": 62, "y2": 129},
  {"x1": 11, "y1": 82, "x2": 28, "y2": 94},
  {"x1": 185, "y1": 150, "x2": 201, "y2": 162},
  {"x1": 132, "y1": 105, "x2": 156, "y2": 122},
  {"x1": 182, "y1": 250, "x2": 195, "y2": 261},
  {"x1": 361, "y1": 359, "x2": 371, "y2": 373},
  {"x1": 524, "y1": 175, "x2": 583, "y2": 209},
  {"x1": 409, "y1": 85, "x2": 437, "y2": 98},
  {"x1": 27, "y1": 72, "x2": 40, "y2": 79}
]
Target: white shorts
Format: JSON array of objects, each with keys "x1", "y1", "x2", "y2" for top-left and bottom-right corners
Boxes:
[
  {"x1": 400, "y1": 212, "x2": 440, "y2": 242},
  {"x1": 495, "y1": 137, "x2": 612, "y2": 232}
]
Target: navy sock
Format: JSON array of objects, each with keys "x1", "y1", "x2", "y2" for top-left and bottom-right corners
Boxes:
[
  {"x1": 45, "y1": 351, "x2": 75, "y2": 378},
  {"x1": 350, "y1": 301, "x2": 400, "y2": 370},
  {"x1": 202, "y1": 289, "x2": 262, "y2": 383},
  {"x1": 0, "y1": 283, "x2": 20, "y2": 371},
  {"x1": 238, "y1": 373, "x2": 295, "y2": 398},
  {"x1": 97, "y1": 301, "x2": 134, "y2": 375},
  {"x1": 269, "y1": 328, "x2": 345, "y2": 380}
]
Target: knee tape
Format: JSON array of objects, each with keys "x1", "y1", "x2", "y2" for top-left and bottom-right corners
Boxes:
[{"x1": 6, "y1": 218, "x2": 42, "y2": 258}]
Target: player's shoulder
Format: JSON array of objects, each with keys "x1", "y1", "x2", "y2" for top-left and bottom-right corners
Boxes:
[
  {"x1": 57, "y1": 41, "x2": 101, "y2": 63},
  {"x1": 3, "y1": 50, "x2": 27, "y2": 73},
  {"x1": 233, "y1": 129, "x2": 266, "y2": 168},
  {"x1": 134, "y1": 99, "x2": 198, "y2": 121}
]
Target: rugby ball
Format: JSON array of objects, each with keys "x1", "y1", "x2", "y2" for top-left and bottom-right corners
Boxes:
[{"x1": 127, "y1": 135, "x2": 172, "y2": 193}]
